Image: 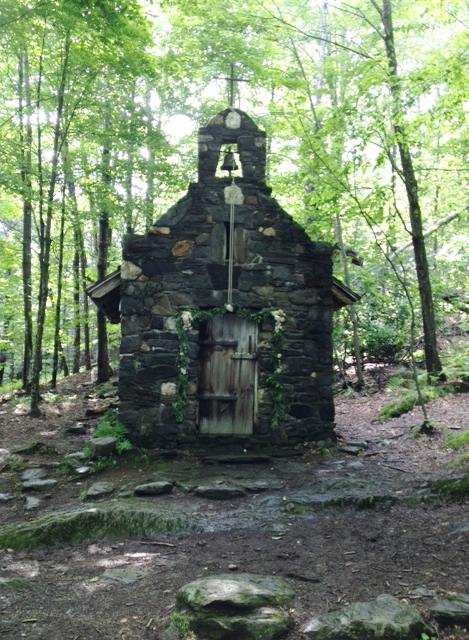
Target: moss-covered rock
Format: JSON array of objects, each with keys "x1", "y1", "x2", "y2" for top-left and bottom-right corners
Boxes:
[
  {"x1": 0, "y1": 499, "x2": 196, "y2": 550},
  {"x1": 428, "y1": 593, "x2": 469, "y2": 627},
  {"x1": 171, "y1": 574, "x2": 294, "y2": 640},
  {"x1": 426, "y1": 474, "x2": 469, "y2": 500},
  {"x1": 177, "y1": 574, "x2": 294, "y2": 611},
  {"x1": 302, "y1": 594, "x2": 432, "y2": 640}
]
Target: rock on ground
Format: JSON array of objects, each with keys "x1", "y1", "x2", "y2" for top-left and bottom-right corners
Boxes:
[
  {"x1": 428, "y1": 593, "x2": 469, "y2": 627},
  {"x1": 84, "y1": 482, "x2": 115, "y2": 500},
  {"x1": 167, "y1": 573, "x2": 294, "y2": 640},
  {"x1": 302, "y1": 594, "x2": 432, "y2": 640},
  {"x1": 134, "y1": 481, "x2": 173, "y2": 496}
]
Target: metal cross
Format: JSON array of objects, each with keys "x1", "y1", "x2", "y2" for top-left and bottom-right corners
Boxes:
[{"x1": 215, "y1": 63, "x2": 249, "y2": 108}]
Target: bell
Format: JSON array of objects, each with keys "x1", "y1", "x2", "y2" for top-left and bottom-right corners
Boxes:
[{"x1": 221, "y1": 148, "x2": 238, "y2": 174}]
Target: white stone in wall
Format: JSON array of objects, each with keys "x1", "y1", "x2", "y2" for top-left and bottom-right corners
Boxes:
[
  {"x1": 225, "y1": 110, "x2": 241, "y2": 129},
  {"x1": 262, "y1": 227, "x2": 276, "y2": 237},
  {"x1": 224, "y1": 183, "x2": 244, "y2": 205},
  {"x1": 121, "y1": 260, "x2": 142, "y2": 280},
  {"x1": 164, "y1": 317, "x2": 177, "y2": 331},
  {"x1": 161, "y1": 382, "x2": 176, "y2": 397}
]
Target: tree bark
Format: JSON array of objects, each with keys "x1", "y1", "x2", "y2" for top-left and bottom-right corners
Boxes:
[
  {"x1": 96, "y1": 103, "x2": 112, "y2": 383},
  {"x1": 63, "y1": 141, "x2": 81, "y2": 374},
  {"x1": 18, "y1": 49, "x2": 33, "y2": 391},
  {"x1": 379, "y1": 0, "x2": 442, "y2": 375},
  {"x1": 124, "y1": 84, "x2": 135, "y2": 234},
  {"x1": 144, "y1": 88, "x2": 156, "y2": 231},
  {"x1": 334, "y1": 212, "x2": 365, "y2": 387},
  {"x1": 30, "y1": 32, "x2": 70, "y2": 415},
  {"x1": 51, "y1": 181, "x2": 66, "y2": 388}
]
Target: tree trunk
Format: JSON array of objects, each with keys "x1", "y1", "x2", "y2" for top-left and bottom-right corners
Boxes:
[
  {"x1": 144, "y1": 88, "x2": 156, "y2": 231},
  {"x1": 30, "y1": 32, "x2": 70, "y2": 415},
  {"x1": 51, "y1": 181, "x2": 66, "y2": 388},
  {"x1": 67, "y1": 146, "x2": 92, "y2": 370},
  {"x1": 18, "y1": 49, "x2": 33, "y2": 391},
  {"x1": 96, "y1": 103, "x2": 112, "y2": 383},
  {"x1": 124, "y1": 83, "x2": 136, "y2": 233},
  {"x1": 72, "y1": 234, "x2": 81, "y2": 374},
  {"x1": 63, "y1": 141, "x2": 81, "y2": 374},
  {"x1": 379, "y1": 0, "x2": 442, "y2": 375},
  {"x1": 334, "y1": 212, "x2": 365, "y2": 388}
]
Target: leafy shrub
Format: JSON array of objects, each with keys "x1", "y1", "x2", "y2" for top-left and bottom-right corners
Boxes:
[
  {"x1": 93, "y1": 409, "x2": 132, "y2": 455},
  {"x1": 375, "y1": 340, "x2": 469, "y2": 421},
  {"x1": 446, "y1": 431, "x2": 469, "y2": 451}
]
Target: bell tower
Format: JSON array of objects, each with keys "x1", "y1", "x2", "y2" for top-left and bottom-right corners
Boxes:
[{"x1": 197, "y1": 108, "x2": 267, "y2": 184}]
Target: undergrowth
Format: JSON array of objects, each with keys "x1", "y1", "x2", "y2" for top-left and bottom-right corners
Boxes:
[
  {"x1": 446, "y1": 431, "x2": 469, "y2": 450},
  {"x1": 374, "y1": 341, "x2": 469, "y2": 422},
  {"x1": 93, "y1": 409, "x2": 132, "y2": 455}
]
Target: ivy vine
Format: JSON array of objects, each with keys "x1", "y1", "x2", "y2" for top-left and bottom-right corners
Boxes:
[{"x1": 171, "y1": 304, "x2": 288, "y2": 429}]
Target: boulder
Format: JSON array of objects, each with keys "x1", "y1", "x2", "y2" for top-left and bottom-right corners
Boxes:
[
  {"x1": 90, "y1": 436, "x2": 117, "y2": 459},
  {"x1": 84, "y1": 482, "x2": 115, "y2": 500},
  {"x1": 428, "y1": 593, "x2": 469, "y2": 627},
  {"x1": 24, "y1": 496, "x2": 41, "y2": 511},
  {"x1": 67, "y1": 423, "x2": 87, "y2": 435},
  {"x1": 0, "y1": 493, "x2": 15, "y2": 503},
  {"x1": 21, "y1": 479, "x2": 57, "y2": 492},
  {"x1": 194, "y1": 482, "x2": 246, "y2": 500},
  {"x1": 21, "y1": 468, "x2": 48, "y2": 481},
  {"x1": 103, "y1": 568, "x2": 146, "y2": 585},
  {"x1": 302, "y1": 594, "x2": 432, "y2": 640},
  {"x1": 172, "y1": 573, "x2": 294, "y2": 640},
  {"x1": 134, "y1": 481, "x2": 173, "y2": 496}
]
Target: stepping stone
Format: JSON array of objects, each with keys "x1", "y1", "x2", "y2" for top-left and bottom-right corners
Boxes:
[
  {"x1": 74, "y1": 466, "x2": 91, "y2": 476},
  {"x1": 103, "y1": 568, "x2": 146, "y2": 585},
  {"x1": 24, "y1": 496, "x2": 41, "y2": 511},
  {"x1": 84, "y1": 481, "x2": 115, "y2": 500},
  {"x1": 21, "y1": 468, "x2": 48, "y2": 482},
  {"x1": 134, "y1": 481, "x2": 173, "y2": 496},
  {"x1": 21, "y1": 479, "x2": 57, "y2": 492},
  {"x1": 338, "y1": 444, "x2": 365, "y2": 456},
  {"x1": 0, "y1": 493, "x2": 15, "y2": 503},
  {"x1": 90, "y1": 436, "x2": 117, "y2": 459},
  {"x1": 169, "y1": 573, "x2": 294, "y2": 640},
  {"x1": 238, "y1": 479, "x2": 285, "y2": 492},
  {"x1": 203, "y1": 454, "x2": 271, "y2": 465},
  {"x1": 428, "y1": 593, "x2": 469, "y2": 627},
  {"x1": 67, "y1": 423, "x2": 87, "y2": 435},
  {"x1": 302, "y1": 594, "x2": 432, "y2": 639},
  {"x1": 194, "y1": 482, "x2": 246, "y2": 500}
]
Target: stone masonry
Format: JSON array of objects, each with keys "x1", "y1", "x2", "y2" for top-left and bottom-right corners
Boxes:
[{"x1": 119, "y1": 108, "x2": 335, "y2": 449}]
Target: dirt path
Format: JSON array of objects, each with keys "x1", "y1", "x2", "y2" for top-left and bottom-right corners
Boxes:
[{"x1": 0, "y1": 375, "x2": 468, "y2": 639}]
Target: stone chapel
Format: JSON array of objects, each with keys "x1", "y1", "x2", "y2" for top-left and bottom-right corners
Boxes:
[{"x1": 88, "y1": 107, "x2": 359, "y2": 452}]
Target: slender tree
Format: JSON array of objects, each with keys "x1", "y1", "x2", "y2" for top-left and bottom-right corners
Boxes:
[
  {"x1": 30, "y1": 31, "x2": 70, "y2": 415},
  {"x1": 96, "y1": 102, "x2": 112, "y2": 383},
  {"x1": 18, "y1": 48, "x2": 33, "y2": 391},
  {"x1": 373, "y1": 0, "x2": 442, "y2": 375}
]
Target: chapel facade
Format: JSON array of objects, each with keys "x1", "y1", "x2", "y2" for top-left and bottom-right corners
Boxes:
[{"x1": 117, "y1": 108, "x2": 336, "y2": 450}]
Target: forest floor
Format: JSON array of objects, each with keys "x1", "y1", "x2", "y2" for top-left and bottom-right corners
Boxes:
[{"x1": 0, "y1": 369, "x2": 468, "y2": 640}]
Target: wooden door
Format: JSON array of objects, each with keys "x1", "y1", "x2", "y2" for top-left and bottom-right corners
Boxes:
[{"x1": 198, "y1": 314, "x2": 257, "y2": 435}]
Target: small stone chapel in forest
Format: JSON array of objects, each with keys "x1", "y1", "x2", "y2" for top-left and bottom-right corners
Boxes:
[{"x1": 88, "y1": 106, "x2": 358, "y2": 451}]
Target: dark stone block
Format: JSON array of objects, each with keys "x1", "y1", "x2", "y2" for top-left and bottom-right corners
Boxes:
[
  {"x1": 142, "y1": 260, "x2": 176, "y2": 276},
  {"x1": 319, "y1": 402, "x2": 335, "y2": 422},
  {"x1": 290, "y1": 404, "x2": 315, "y2": 418},
  {"x1": 207, "y1": 264, "x2": 240, "y2": 289},
  {"x1": 150, "y1": 316, "x2": 165, "y2": 330},
  {"x1": 136, "y1": 365, "x2": 177, "y2": 384},
  {"x1": 120, "y1": 297, "x2": 145, "y2": 316},
  {"x1": 120, "y1": 335, "x2": 141, "y2": 353}
]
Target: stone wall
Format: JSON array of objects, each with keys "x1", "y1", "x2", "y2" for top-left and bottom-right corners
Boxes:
[{"x1": 119, "y1": 177, "x2": 335, "y2": 450}]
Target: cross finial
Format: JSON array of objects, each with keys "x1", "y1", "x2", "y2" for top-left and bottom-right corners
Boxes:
[{"x1": 215, "y1": 63, "x2": 249, "y2": 108}]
